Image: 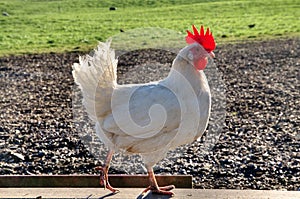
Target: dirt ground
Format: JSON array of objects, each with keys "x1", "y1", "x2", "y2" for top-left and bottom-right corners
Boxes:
[{"x1": 0, "y1": 38, "x2": 299, "y2": 190}]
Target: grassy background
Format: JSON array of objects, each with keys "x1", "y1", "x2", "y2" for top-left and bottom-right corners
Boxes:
[{"x1": 0, "y1": 0, "x2": 299, "y2": 56}]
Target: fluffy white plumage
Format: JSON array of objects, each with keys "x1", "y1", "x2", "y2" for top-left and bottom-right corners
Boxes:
[{"x1": 72, "y1": 40, "x2": 212, "y2": 194}]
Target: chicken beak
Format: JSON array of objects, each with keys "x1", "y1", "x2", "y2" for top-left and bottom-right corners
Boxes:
[{"x1": 209, "y1": 51, "x2": 215, "y2": 58}]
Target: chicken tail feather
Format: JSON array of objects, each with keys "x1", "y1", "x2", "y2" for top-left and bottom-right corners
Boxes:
[{"x1": 72, "y1": 40, "x2": 117, "y2": 121}]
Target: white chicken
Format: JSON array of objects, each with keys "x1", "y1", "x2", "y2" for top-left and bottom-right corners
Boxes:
[{"x1": 72, "y1": 25, "x2": 216, "y2": 196}]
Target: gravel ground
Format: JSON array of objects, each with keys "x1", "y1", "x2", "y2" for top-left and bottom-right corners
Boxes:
[{"x1": 0, "y1": 38, "x2": 299, "y2": 190}]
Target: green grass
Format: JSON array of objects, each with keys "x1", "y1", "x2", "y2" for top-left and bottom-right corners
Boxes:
[{"x1": 0, "y1": 0, "x2": 299, "y2": 56}]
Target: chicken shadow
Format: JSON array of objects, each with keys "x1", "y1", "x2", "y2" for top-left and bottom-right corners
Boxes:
[
  {"x1": 136, "y1": 192, "x2": 173, "y2": 199},
  {"x1": 95, "y1": 191, "x2": 172, "y2": 199},
  {"x1": 96, "y1": 192, "x2": 117, "y2": 199}
]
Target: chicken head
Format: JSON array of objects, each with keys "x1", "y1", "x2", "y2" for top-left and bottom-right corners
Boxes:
[{"x1": 179, "y1": 42, "x2": 215, "y2": 71}]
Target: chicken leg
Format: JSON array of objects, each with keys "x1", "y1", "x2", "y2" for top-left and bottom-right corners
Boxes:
[
  {"x1": 95, "y1": 150, "x2": 119, "y2": 193},
  {"x1": 142, "y1": 166, "x2": 175, "y2": 196}
]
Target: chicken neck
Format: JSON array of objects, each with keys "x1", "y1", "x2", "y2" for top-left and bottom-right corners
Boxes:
[{"x1": 163, "y1": 55, "x2": 209, "y2": 94}]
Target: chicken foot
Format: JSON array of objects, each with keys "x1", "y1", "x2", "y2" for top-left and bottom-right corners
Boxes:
[
  {"x1": 142, "y1": 166, "x2": 175, "y2": 196},
  {"x1": 95, "y1": 150, "x2": 119, "y2": 193}
]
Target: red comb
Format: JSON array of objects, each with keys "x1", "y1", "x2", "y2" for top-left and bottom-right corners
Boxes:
[{"x1": 186, "y1": 25, "x2": 216, "y2": 52}]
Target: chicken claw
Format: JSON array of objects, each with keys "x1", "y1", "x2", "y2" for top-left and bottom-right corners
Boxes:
[
  {"x1": 142, "y1": 167, "x2": 175, "y2": 196},
  {"x1": 142, "y1": 185, "x2": 175, "y2": 196},
  {"x1": 95, "y1": 166, "x2": 119, "y2": 193}
]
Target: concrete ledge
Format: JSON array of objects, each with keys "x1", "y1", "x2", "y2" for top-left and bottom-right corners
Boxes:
[
  {"x1": 1, "y1": 188, "x2": 299, "y2": 199},
  {"x1": 0, "y1": 175, "x2": 192, "y2": 188}
]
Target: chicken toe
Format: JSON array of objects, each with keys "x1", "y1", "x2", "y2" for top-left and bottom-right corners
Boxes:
[{"x1": 95, "y1": 166, "x2": 119, "y2": 193}]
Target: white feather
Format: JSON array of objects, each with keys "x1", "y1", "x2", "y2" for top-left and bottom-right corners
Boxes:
[
  {"x1": 73, "y1": 41, "x2": 211, "y2": 167},
  {"x1": 72, "y1": 40, "x2": 117, "y2": 121}
]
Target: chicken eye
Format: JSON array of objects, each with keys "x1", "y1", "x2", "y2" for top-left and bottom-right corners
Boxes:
[{"x1": 187, "y1": 51, "x2": 193, "y2": 60}]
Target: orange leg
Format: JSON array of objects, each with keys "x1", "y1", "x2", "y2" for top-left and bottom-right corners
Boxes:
[
  {"x1": 141, "y1": 166, "x2": 175, "y2": 196},
  {"x1": 95, "y1": 150, "x2": 119, "y2": 193}
]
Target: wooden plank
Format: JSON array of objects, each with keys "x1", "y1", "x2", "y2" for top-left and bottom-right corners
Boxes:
[
  {"x1": 1, "y1": 188, "x2": 300, "y2": 199},
  {"x1": 0, "y1": 175, "x2": 192, "y2": 188}
]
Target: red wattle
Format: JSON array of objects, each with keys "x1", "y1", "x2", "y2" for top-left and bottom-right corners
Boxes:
[{"x1": 194, "y1": 58, "x2": 208, "y2": 70}]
